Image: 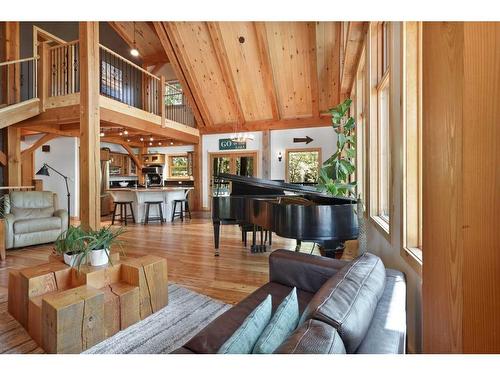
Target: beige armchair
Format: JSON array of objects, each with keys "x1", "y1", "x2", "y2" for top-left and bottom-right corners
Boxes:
[{"x1": 3, "y1": 191, "x2": 68, "y2": 249}]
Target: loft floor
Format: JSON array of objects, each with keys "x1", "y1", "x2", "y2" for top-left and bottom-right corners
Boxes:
[{"x1": 0, "y1": 213, "x2": 311, "y2": 354}]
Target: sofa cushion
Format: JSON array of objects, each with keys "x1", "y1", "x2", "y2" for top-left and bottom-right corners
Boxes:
[
  {"x1": 253, "y1": 287, "x2": 300, "y2": 354},
  {"x1": 183, "y1": 282, "x2": 315, "y2": 353},
  {"x1": 218, "y1": 295, "x2": 272, "y2": 354},
  {"x1": 14, "y1": 216, "x2": 62, "y2": 234},
  {"x1": 274, "y1": 319, "x2": 346, "y2": 354},
  {"x1": 299, "y1": 252, "x2": 386, "y2": 353},
  {"x1": 9, "y1": 191, "x2": 55, "y2": 219}
]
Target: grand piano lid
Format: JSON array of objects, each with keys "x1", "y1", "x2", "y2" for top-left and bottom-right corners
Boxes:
[{"x1": 216, "y1": 173, "x2": 356, "y2": 203}]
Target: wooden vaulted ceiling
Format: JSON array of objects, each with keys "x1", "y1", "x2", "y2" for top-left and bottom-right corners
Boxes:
[{"x1": 153, "y1": 22, "x2": 352, "y2": 133}]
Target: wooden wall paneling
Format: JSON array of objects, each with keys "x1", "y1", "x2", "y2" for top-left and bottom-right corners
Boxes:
[
  {"x1": 206, "y1": 22, "x2": 246, "y2": 125},
  {"x1": 461, "y1": 22, "x2": 500, "y2": 353},
  {"x1": 167, "y1": 22, "x2": 237, "y2": 126},
  {"x1": 253, "y1": 22, "x2": 280, "y2": 120},
  {"x1": 152, "y1": 22, "x2": 207, "y2": 128},
  {"x1": 423, "y1": 22, "x2": 500, "y2": 354},
  {"x1": 307, "y1": 22, "x2": 320, "y2": 118},
  {"x1": 79, "y1": 22, "x2": 101, "y2": 230},
  {"x1": 265, "y1": 22, "x2": 313, "y2": 119},
  {"x1": 217, "y1": 22, "x2": 274, "y2": 122},
  {"x1": 316, "y1": 22, "x2": 341, "y2": 111}
]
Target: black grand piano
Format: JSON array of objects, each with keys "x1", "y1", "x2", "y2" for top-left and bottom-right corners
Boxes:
[{"x1": 212, "y1": 173, "x2": 359, "y2": 256}]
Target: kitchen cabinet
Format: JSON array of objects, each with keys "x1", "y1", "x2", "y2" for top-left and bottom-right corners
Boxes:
[
  {"x1": 143, "y1": 153, "x2": 165, "y2": 165},
  {"x1": 109, "y1": 152, "x2": 137, "y2": 176}
]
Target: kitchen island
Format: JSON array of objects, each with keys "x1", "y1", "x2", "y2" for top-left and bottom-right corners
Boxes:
[{"x1": 107, "y1": 187, "x2": 193, "y2": 223}]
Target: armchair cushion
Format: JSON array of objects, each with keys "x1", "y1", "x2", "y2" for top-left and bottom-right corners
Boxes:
[
  {"x1": 8, "y1": 191, "x2": 55, "y2": 219},
  {"x1": 53, "y1": 209, "x2": 68, "y2": 230},
  {"x1": 14, "y1": 216, "x2": 62, "y2": 234}
]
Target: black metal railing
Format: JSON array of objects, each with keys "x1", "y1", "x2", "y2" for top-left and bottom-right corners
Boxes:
[
  {"x1": 0, "y1": 56, "x2": 38, "y2": 106},
  {"x1": 164, "y1": 82, "x2": 195, "y2": 127},
  {"x1": 100, "y1": 45, "x2": 161, "y2": 116}
]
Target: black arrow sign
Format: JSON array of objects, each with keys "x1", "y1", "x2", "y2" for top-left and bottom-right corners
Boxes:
[{"x1": 293, "y1": 136, "x2": 313, "y2": 144}]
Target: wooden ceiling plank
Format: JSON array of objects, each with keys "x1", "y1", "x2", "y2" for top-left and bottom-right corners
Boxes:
[
  {"x1": 308, "y1": 22, "x2": 320, "y2": 118},
  {"x1": 206, "y1": 22, "x2": 246, "y2": 125},
  {"x1": 108, "y1": 22, "x2": 135, "y2": 48},
  {"x1": 253, "y1": 22, "x2": 280, "y2": 121},
  {"x1": 152, "y1": 21, "x2": 208, "y2": 128}
]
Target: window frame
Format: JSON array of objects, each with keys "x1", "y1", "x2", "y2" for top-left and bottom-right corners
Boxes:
[
  {"x1": 167, "y1": 154, "x2": 189, "y2": 178},
  {"x1": 285, "y1": 148, "x2": 322, "y2": 184},
  {"x1": 400, "y1": 22, "x2": 423, "y2": 274}
]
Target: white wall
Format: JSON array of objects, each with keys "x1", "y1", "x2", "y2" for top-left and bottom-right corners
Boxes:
[
  {"x1": 270, "y1": 126, "x2": 337, "y2": 181},
  {"x1": 22, "y1": 135, "x2": 80, "y2": 217}
]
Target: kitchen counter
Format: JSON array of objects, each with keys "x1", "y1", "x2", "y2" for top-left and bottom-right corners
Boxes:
[{"x1": 107, "y1": 187, "x2": 193, "y2": 223}]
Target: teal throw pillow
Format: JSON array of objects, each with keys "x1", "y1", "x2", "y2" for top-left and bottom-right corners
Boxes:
[
  {"x1": 217, "y1": 294, "x2": 272, "y2": 354},
  {"x1": 252, "y1": 287, "x2": 300, "y2": 354}
]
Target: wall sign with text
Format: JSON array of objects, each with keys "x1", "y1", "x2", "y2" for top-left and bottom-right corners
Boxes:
[{"x1": 219, "y1": 138, "x2": 247, "y2": 150}]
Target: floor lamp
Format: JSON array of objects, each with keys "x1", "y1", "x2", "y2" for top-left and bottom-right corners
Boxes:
[{"x1": 36, "y1": 163, "x2": 71, "y2": 230}]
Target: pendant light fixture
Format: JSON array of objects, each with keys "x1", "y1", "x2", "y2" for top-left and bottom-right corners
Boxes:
[
  {"x1": 230, "y1": 120, "x2": 253, "y2": 143},
  {"x1": 130, "y1": 22, "x2": 139, "y2": 57}
]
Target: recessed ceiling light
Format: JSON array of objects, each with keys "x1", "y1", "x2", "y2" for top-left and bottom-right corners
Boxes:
[
  {"x1": 170, "y1": 141, "x2": 174, "y2": 145},
  {"x1": 127, "y1": 139, "x2": 130, "y2": 142},
  {"x1": 158, "y1": 142, "x2": 162, "y2": 146},
  {"x1": 119, "y1": 132, "x2": 123, "y2": 136},
  {"x1": 123, "y1": 130, "x2": 128, "y2": 135},
  {"x1": 140, "y1": 137, "x2": 144, "y2": 142},
  {"x1": 149, "y1": 137, "x2": 154, "y2": 141},
  {"x1": 100, "y1": 132, "x2": 105, "y2": 137},
  {"x1": 149, "y1": 142, "x2": 153, "y2": 146}
]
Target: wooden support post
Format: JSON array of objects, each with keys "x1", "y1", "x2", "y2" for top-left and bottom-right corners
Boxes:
[
  {"x1": 37, "y1": 41, "x2": 49, "y2": 112},
  {"x1": 262, "y1": 130, "x2": 271, "y2": 179},
  {"x1": 192, "y1": 138, "x2": 203, "y2": 210},
  {"x1": 7, "y1": 126, "x2": 21, "y2": 186},
  {"x1": 5, "y1": 22, "x2": 20, "y2": 105},
  {"x1": 159, "y1": 75, "x2": 166, "y2": 127},
  {"x1": 79, "y1": 22, "x2": 101, "y2": 230}
]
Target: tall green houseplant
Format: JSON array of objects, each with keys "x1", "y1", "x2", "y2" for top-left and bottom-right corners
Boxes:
[{"x1": 317, "y1": 99, "x2": 357, "y2": 197}]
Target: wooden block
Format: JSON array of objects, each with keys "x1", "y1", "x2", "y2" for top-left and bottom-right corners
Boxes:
[
  {"x1": 100, "y1": 286, "x2": 120, "y2": 338},
  {"x1": 109, "y1": 282, "x2": 140, "y2": 329},
  {"x1": 41, "y1": 285, "x2": 104, "y2": 354},
  {"x1": 18, "y1": 262, "x2": 71, "y2": 328},
  {"x1": 28, "y1": 291, "x2": 58, "y2": 346},
  {"x1": 8, "y1": 270, "x2": 22, "y2": 322},
  {"x1": 121, "y1": 255, "x2": 168, "y2": 318}
]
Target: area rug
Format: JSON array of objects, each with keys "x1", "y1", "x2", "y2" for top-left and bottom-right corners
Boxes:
[{"x1": 84, "y1": 284, "x2": 231, "y2": 354}]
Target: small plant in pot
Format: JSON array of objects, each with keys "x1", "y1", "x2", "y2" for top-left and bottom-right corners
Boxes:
[
  {"x1": 85, "y1": 225, "x2": 125, "y2": 267},
  {"x1": 54, "y1": 225, "x2": 88, "y2": 267}
]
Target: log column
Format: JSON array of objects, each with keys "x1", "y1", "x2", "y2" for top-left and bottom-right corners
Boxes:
[{"x1": 79, "y1": 22, "x2": 100, "y2": 229}]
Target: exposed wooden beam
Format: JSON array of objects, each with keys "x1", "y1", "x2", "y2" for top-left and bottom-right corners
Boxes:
[
  {"x1": 206, "y1": 22, "x2": 245, "y2": 125},
  {"x1": 21, "y1": 133, "x2": 57, "y2": 156},
  {"x1": 156, "y1": 22, "x2": 213, "y2": 128},
  {"x1": 0, "y1": 150, "x2": 7, "y2": 166},
  {"x1": 101, "y1": 136, "x2": 143, "y2": 148},
  {"x1": 79, "y1": 21, "x2": 101, "y2": 230},
  {"x1": 150, "y1": 63, "x2": 166, "y2": 76},
  {"x1": 199, "y1": 115, "x2": 331, "y2": 134},
  {"x1": 14, "y1": 105, "x2": 80, "y2": 127},
  {"x1": 253, "y1": 22, "x2": 280, "y2": 121},
  {"x1": 7, "y1": 126, "x2": 21, "y2": 186},
  {"x1": 308, "y1": 22, "x2": 320, "y2": 118},
  {"x1": 340, "y1": 22, "x2": 367, "y2": 96},
  {"x1": 19, "y1": 124, "x2": 79, "y2": 137},
  {"x1": 108, "y1": 21, "x2": 135, "y2": 48},
  {"x1": 121, "y1": 143, "x2": 143, "y2": 170}
]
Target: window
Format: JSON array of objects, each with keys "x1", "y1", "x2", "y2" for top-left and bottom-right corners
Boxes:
[
  {"x1": 402, "y1": 22, "x2": 423, "y2": 268},
  {"x1": 100, "y1": 61, "x2": 123, "y2": 100},
  {"x1": 368, "y1": 21, "x2": 391, "y2": 234},
  {"x1": 353, "y1": 48, "x2": 367, "y2": 208},
  {"x1": 165, "y1": 81, "x2": 183, "y2": 106},
  {"x1": 168, "y1": 155, "x2": 189, "y2": 177},
  {"x1": 286, "y1": 149, "x2": 321, "y2": 184}
]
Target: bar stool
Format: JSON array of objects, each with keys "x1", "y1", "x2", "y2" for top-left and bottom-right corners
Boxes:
[
  {"x1": 111, "y1": 201, "x2": 135, "y2": 226},
  {"x1": 144, "y1": 201, "x2": 165, "y2": 224},
  {"x1": 171, "y1": 190, "x2": 192, "y2": 222}
]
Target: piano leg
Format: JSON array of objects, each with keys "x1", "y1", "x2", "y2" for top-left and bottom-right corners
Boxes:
[
  {"x1": 251, "y1": 225, "x2": 257, "y2": 253},
  {"x1": 268, "y1": 231, "x2": 272, "y2": 246},
  {"x1": 213, "y1": 221, "x2": 221, "y2": 256},
  {"x1": 295, "y1": 240, "x2": 302, "y2": 252}
]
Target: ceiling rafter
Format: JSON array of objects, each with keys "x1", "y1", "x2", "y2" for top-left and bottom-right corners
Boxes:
[
  {"x1": 206, "y1": 22, "x2": 245, "y2": 125},
  {"x1": 340, "y1": 22, "x2": 368, "y2": 96},
  {"x1": 253, "y1": 22, "x2": 280, "y2": 121},
  {"x1": 152, "y1": 21, "x2": 208, "y2": 128}
]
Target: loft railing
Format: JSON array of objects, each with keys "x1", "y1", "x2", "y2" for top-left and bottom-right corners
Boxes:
[
  {"x1": 48, "y1": 40, "x2": 80, "y2": 96},
  {"x1": 99, "y1": 45, "x2": 162, "y2": 116},
  {"x1": 0, "y1": 56, "x2": 38, "y2": 107},
  {"x1": 164, "y1": 82, "x2": 195, "y2": 127}
]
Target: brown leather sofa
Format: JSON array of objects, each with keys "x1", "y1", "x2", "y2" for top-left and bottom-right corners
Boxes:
[{"x1": 173, "y1": 249, "x2": 406, "y2": 354}]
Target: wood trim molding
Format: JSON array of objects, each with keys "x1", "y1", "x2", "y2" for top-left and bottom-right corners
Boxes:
[{"x1": 284, "y1": 147, "x2": 322, "y2": 183}]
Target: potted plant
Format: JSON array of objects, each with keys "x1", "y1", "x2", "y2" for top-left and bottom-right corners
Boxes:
[
  {"x1": 54, "y1": 225, "x2": 88, "y2": 267},
  {"x1": 85, "y1": 225, "x2": 125, "y2": 267}
]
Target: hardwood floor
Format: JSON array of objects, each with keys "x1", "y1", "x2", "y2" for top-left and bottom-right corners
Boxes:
[{"x1": 0, "y1": 213, "x2": 313, "y2": 354}]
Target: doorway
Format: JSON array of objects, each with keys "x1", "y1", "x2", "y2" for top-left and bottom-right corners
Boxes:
[{"x1": 208, "y1": 151, "x2": 258, "y2": 209}]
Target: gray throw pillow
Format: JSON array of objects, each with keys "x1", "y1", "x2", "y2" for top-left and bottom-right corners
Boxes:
[
  {"x1": 253, "y1": 287, "x2": 299, "y2": 354},
  {"x1": 217, "y1": 294, "x2": 272, "y2": 354}
]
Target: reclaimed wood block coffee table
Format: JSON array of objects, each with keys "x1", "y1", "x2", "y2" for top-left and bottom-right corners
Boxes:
[{"x1": 7, "y1": 253, "x2": 168, "y2": 353}]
